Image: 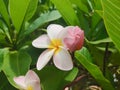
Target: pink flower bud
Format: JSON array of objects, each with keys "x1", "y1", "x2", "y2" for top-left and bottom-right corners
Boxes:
[{"x1": 63, "y1": 26, "x2": 84, "y2": 52}]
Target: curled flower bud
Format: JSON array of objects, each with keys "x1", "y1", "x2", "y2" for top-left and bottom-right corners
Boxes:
[{"x1": 63, "y1": 26, "x2": 84, "y2": 52}]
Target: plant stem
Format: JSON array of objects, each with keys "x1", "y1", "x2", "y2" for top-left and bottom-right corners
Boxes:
[
  {"x1": 103, "y1": 42, "x2": 109, "y2": 76},
  {"x1": 64, "y1": 74, "x2": 86, "y2": 89}
]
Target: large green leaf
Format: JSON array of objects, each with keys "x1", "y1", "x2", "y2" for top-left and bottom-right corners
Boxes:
[
  {"x1": 9, "y1": 0, "x2": 38, "y2": 33},
  {"x1": 36, "y1": 66, "x2": 78, "y2": 90},
  {"x1": 2, "y1": 50, "x2": 32, "y2": 88},
  {"x1": 101, "y1": 0, "x2": 120, "y2": 52},
  {"x1": 0, "y1": 0, "x2": 10, "y2": 26},
  {"x1": 75, "y1": 47, "x2": 115, "y2": 90},
  {"x1": 51, "y1": 0, "x2": 80, "y2": 25},
  {"x1": 24, "y1": 0, "x2": 38, "y2": 21},
  {"x1": 22, "y1": 10, "x2": 61, "y2": 37}
]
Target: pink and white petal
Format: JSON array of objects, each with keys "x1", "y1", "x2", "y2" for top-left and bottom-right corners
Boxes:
[
  {"x1": 63, "y1": 37, "x2": 75, "y2": 51},
  {"x1": 32, "y1": 34, "x2": 51, "y2": 48},
  {"x1": 53, "y1": 48, "x2": 73, "y2": 71},
  {"x1": 13, "y1": 76, "x2": 26, "y2": 89},
  {"x1": 37, "y1": 49, "x2": 55, "y2": 70},
  {"x1": 25, "y1": 70, "x2": 40, "y2": 85},
  {"x1": 28, "y1": 81, "x2": 41, "y2": 90},
  {"x1": 47, "y1": 24, "x2": 64, "y2": 39}
]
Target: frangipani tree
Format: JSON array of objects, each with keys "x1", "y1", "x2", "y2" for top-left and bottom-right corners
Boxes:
[{"x1": 0, "y1": 0, "x2": 120, "y2": 90}]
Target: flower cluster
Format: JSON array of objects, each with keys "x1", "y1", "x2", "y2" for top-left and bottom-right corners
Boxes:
[{"x1": 13, "y1": 24, "x2": 84, "y2": 90}]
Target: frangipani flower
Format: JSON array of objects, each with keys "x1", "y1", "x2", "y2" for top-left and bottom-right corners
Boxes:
[
  {"x1": 14, "y1": 70, "x2": 41, "y2": 90},
  {"x1": 63, "y1": 26, "x2": 84, "y2": 52},
  {"x1": 32, "y1": 24, "x2": 73, "y2": 71}
]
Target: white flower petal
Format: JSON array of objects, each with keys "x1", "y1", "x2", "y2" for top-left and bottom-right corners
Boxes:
[
  {"x1": 25, "y1": 70, "x2": 40, "y2": 86},
  {"x1": 53, "y1": 48, "x2": 73, "y2": 71},
  {"x1": 13, "y1": 76, "x2": 26, "y2": 89},
  {"x1": 37, "y1": 49, "x2": 55, "y2": 70},
  {"x1": 47, "y1": 24, "x2": 64, "y2": 39},
  {"x1": 32, "y1": 34, "x2": 51, "y2": 48}
]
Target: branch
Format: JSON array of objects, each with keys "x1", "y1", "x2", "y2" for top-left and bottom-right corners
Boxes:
[{"x1": 64, "y1": 74, "x2": 87, "y2": 89}]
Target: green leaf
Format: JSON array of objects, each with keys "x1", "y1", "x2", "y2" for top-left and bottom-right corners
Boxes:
[
  {"x1": 89, "y1": 20, "x2": 108, "y2": 40},
  {"x1": 24, "y1": 0, "x2": 38, "y2": 21},
  {"x1": 0, "y1": 0, "x2": 10, "y2": 26},
  {"x1": 91, "y1": 12, "x2": 102, "y2": 30},
  {"x1": 110, "y1": 51, "x2": 120, "y2": 66},
  {"x1": 0, "y1": 48, "x2": 8, "y2": 72},
  {"x1": 0, "y1": 72, "x2": 17, "y2": 90},
  {"x1": 77, "y1": 10, "x2": 89, "y2": 35},
  {"x1": 70, "y1": 0, "x2": 89, "y2": 13},
  {"x1": 0, "y1": 29, "x2": 6, "y2": 43},
  {"x1": 9, "y1": 0, "x2": 30, "y2": 32},
  {"x1": 51, "y1": 0, "x2": 80, "y2": 25},
  {"x1": 96, "y1": 46, "x2": 116, "y2": 53},
  {"x1": 101, "y1": 0, "x2": 120, "y2": 52},
  {"x1": 36, "y1": 66, "x2": 78, "y2": 90},
  {"x1": 0, "y1": 19, "x2": 12, "y2": 43},
  {"x1": 2, "y1": 50, "x2": 32, "y2": 88},
  {"x1": 87, "y1": 45, "x2": 104, "y2": 68},
  {"x1": 86, "y1": 37, "x2": 112, "y2": 45},
  {"x1": 75, "y1": 47, "x2": 115, "y2": 90},
  {"x1": 77, "y1": 47, "x2": 93, "y2": 63},
  {"x1": 95, "y1": 10, "x2": 103, "y2": 18},
  {"x1": 22, "y1": 10, "x2": 61, "y2": 37},
  {"x1": 93, "y1": 0, "x2": 102, "y2": 10}
]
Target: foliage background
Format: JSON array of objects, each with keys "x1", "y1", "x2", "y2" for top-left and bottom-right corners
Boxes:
[{"x1": 0, "y1": 0, "x2": 120, "y2": 90}]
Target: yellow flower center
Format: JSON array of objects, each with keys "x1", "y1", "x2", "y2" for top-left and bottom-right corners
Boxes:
[
  {"x1": 27, "y1": 86, "x2": 33, "y2": 90},
  {"x1": 49, "y1": 39, "x2": 63, "y2": 53}
]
